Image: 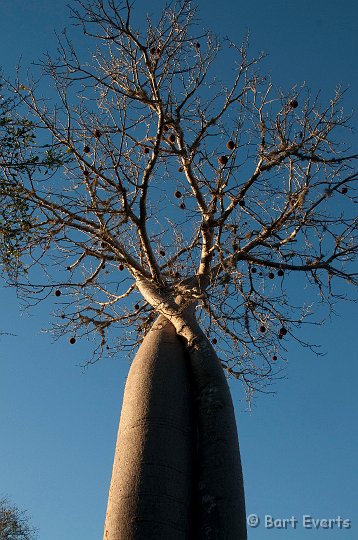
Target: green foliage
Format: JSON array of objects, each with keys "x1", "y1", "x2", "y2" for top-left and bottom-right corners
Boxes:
[
  {"x1": 0, "y1": 103, "x2": 34, "y2": 279},
  {"x1": 0, "y1": 91, "x2": 67, "y2": 280}
]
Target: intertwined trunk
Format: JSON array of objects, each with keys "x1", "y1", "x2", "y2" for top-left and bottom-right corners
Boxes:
[{"x1": 104, "y1": 310, "x2": 247, "y2": 539}]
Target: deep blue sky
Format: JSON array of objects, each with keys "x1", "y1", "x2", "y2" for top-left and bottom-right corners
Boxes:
[{"x1": 1, "y1": 1, "x2": 357, "y2": 539}]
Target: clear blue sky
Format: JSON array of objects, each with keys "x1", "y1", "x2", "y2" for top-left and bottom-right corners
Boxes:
[{"x1": 1, "y1": 1, "x2": 357, "y2": 538}]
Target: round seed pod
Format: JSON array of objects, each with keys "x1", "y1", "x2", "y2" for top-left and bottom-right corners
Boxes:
[{"x1": 218, "y1": 155, "x2": 228, "y2": 165}]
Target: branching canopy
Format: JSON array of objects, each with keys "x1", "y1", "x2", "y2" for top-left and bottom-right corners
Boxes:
[{"x1": 1, "y1": 0, "x2": 357, "y2": 396}]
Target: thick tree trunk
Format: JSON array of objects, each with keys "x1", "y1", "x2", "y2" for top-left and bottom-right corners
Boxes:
[
  {"x1": 105, "y1": 276, "x2": 248, "y2": 539},
  {"x1": 103, "y1": 316, "x2": 196, "y2": 540},
  {"x1": 103, "y1": 272, "x2": 247, "y2": 539}
]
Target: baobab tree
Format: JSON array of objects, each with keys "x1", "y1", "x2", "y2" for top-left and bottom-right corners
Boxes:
[{"x1": 0, "y1": 0, "x2": 357, "y2": 538}]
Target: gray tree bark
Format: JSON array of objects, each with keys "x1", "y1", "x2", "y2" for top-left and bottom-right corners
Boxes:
[
  {"x1": 185, "y1": 319, "x2": 247, "y2": 540},
  {"x1": 104, "y1": 316, "x2": 196, "y2": 539},
  {"x1": 103, "y1": 312, "x2": 247, "y2": 540}
]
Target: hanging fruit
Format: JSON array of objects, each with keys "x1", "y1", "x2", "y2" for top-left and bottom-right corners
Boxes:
[
  {"x1": 289, "y1": 99, "x2": 298, "y2": 109},
  {"x1": 226, "y1": 140, "x2": 235, "y2": 150},
  {"x1": 218, "y1": 155, "x2": 228, "y2": 166},
  {"x1": 83, "y1": 145, "x2": 91, "y2": 154},
  {"x1": 259, "y1": 325, "x2": 266, "y2": 333},
  {"x1": 55, "y1": 289, "x2": 62, "y2": 297},
  {"x1": 94, "y1": 129, "x2": 102, "y2": 138},
  {"x1": 69, "y1": 337, "x2": 76, "y2": 345},
  {"x1": 174, "y1": 190, "x2": 182, "y2": 198}
]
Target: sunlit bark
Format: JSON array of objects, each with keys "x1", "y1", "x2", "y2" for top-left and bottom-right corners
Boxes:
[{"x1": 104, "y1": 316, "x2": 196, "y2": 539}]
